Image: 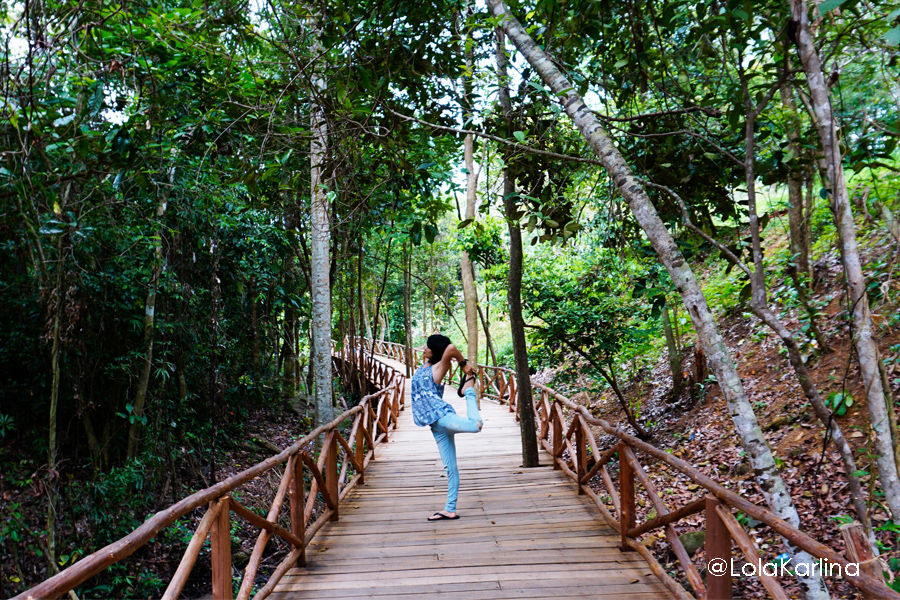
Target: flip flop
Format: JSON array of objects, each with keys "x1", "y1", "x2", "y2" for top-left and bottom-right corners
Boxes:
[
  {"x1": 428, "y1": 512, "x2": 460, "y2": 521},
  {"x1": 457, "y1": 373, "x2": 476, "y2": 397}
]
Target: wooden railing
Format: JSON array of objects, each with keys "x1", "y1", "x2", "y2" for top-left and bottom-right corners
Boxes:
[
  {"x1": 16, "y1": 346, "x2": 405, "y2": 600},
  {"x1": 363, "y1": 338, "x2": 898, "y2": 600}
]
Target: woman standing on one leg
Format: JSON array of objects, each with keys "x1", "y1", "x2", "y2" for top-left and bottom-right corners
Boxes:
[{"x1": 411, "y1": 334, "x2": 483, "y2": 521}]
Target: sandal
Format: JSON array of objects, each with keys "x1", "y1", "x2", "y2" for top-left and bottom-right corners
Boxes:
[
  {"x1": 457, "y1": 372, "x2": 477, "y2": 397},
  {"x1": 428, "y1": 512, "x2": 460, "y2": 521}
]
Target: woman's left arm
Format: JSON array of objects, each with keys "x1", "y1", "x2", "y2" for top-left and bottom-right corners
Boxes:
[{"x1": 432, "y1": 344, "x2": 475, "y2": 384}]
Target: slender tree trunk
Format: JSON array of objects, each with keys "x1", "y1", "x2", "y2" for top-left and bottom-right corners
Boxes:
[
  {"x1": 208, "y1": 234, "x2": 222, "y2": 483},
  {"x1": 127, "y1": 169, "x2": 172, "y2": 460},
  {"x1": 496, "y1": 27, "x2": 539, "y2": 467},
  {"x1": 356, "y1": 236, "x2": 365, "y2": 392},
  {"x1": 250, "y1": 275, "x2": 263, "y2": 405},
  {"x1": 477, "y1": 304, "x2": 497, "y2": 367},
  {"x1": 361, "y1": 293, "x2": 374, "y2": 341},
  {"x1": 791, "y1": 0, "x2": 900, "y2": 522},
  {"x1": 740, "y1": 65, "x2": 868, "y2": 543},
  {"x1": 368, "y1": 237, "x2": 394, "y2": 358},
  {"x1": 780, "y1": 79, "x2": 812, "y2": 283},
  {"x1": 459, "y1": 3, "x2": 480, "y2": 365},
  {"x1": 488, "y1": 4, "x2": 825, "y2": 594},
  {"x1": 552, "y1": 331, "x2": 651, "y2": 439},
  {"x1": 81, "y1": 413, "x2": 102, "y2": 474},
  {"x1": 661, "y1": 305, "x2": 684, "y2": 399},
  {"x1": 429, "y1": 245, "x2": 435, "y2": 334},
  {"x1": 779, "y1": 72, "x2": 830, "y2": 352},
  {"x1": 46, "y1": 236, "x2": 63, "y2": 568},
  {"x1": 283, "y1": 303, "x2": 298, "y2": 400},
  {"x1": 403, "y1": 243, "x2": 413, "y2": 377},
  {"x1": 598, "y1": 363, "x2": 650, "y2": 440},
  {"x1": 309, "y1": 21, "x2": 333, "y2": 429},
  {"x1": 874, "y1": 201, "x2": 900, "y2": 245}
]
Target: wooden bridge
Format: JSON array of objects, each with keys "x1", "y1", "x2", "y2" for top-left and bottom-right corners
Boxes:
[
  {"x1": 270, "y1": 351, "x2": 668, "y2": 600},
  {"x1": 15, "y1": 339, "x2": 899, "y2": 600}
]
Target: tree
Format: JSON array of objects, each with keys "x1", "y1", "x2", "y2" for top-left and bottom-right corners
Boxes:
[
  {"x1": 496, "y1": 28, "x2": 540, "y2": 467},
  {"x1": 487, "y1": 1, "x2": 829, "y2": 595},
  {"x1": 789, "y1": 0, "x2": 900, "y2": 524},
  {"x1": 309, "y1": 15, "x2": 334, "y2": 430}
]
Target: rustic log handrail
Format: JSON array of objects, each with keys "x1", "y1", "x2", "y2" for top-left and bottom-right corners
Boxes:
[
  {"x1": 360, "y1": 338, "x2": 900, "y2": 600},
  {"x1": 17, "y1": 342, "x2": 406, "y2": 600}
]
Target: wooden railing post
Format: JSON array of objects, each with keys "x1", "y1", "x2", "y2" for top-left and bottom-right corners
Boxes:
[
  {"x1": 539, "y1": 400, "x2": 549, "y2": 442},
  {"x1": 355, "y1": 418, "x2": 366, "y2": 486},
  {"x1": 706, "y1": 496, "x2": 732, "y2": 599},
  {"x1": 290, "y1": 456, "x2": 307, "y2": 567},
  {"x1": 326, "y1": 432, "x2": 340, "y2": 522},
  {"x1": 380, "y1": 399, "x2": 389, "y2": 442},
  {"x1": 618, "y1": 442, "x2": 635, "y2": 552},
  {"x1": 391, "y1": 379, "x2": 400, "y2": 425},
  {"x1": 552, "y1": 402, "x2": 563, "y2": 471},
  {"x1": 211, "y1": 496, "x2": 232, "y2": 599},
  {"x1": 575, "y1": 419, "x2": 586, "y2": 495}
]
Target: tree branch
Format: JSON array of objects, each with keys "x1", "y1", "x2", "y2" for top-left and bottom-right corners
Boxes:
[
  {"x1": 382, "y1": 105, "x2": 606, "y2": 167},
  {"x1": 644, "y1": 180, "x2": 753, "y2": 278},
  {"x1": 592, "y1": 105, "x2": 723, "y2": 122}
]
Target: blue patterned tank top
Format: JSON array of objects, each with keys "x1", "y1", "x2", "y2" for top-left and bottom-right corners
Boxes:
[{"x1": 411, "y1": 363, "x2": 456, "y2": 426}]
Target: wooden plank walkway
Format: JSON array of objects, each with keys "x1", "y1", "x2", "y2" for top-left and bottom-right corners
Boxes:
[{"x1": 271, "y1": 357, "x2": 674, "y2": 599}]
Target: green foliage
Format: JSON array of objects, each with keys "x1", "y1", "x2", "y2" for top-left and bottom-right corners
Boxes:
[
  {"x1": 454, "y1": 215, "x2": 507, "y2": 268},
  {"x1": 521, "y1": 245, "x2": 656, "y2": 386},
  {"x1": 0, "y1": 414, "x2": 15, "y2": 438},
  {"x1": 826, "y1": 389, "x2": 854, "y2": 417}
]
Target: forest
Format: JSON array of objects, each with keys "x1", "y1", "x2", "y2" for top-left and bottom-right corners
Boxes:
[{"x1": 1, "y1": 0, "x2": 900, "y2": 596}]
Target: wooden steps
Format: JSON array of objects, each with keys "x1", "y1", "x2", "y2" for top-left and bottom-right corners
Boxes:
[{"x1": 270, "y1": 357, "x2": 674, "y2": 600}]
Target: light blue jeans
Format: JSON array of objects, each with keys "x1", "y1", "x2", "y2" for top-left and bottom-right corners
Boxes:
[{"x1": 430, "y1": 388, "x2": 482, "y2": 513}]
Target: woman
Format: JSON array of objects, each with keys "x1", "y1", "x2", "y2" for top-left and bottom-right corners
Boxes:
[{"x1": 411, "y1": 334, "x2": 482, "y2": 521}]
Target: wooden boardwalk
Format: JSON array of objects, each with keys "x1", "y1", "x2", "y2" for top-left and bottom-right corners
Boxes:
[{"x1": 272, "y1": 357, "x2": 673, "y2": 599}]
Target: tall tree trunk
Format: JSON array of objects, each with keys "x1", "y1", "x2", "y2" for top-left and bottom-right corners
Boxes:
[
  {"x1": 283, "y1": 303, "x2": 298, "y2": 400},
  {"x1": 127, "y1": 168, "x2": 172, "y2": 460},
  {"x1": 791, "y1": 0, "x2": 900, "y2": 522},
  {"x1": 477, "y1": 304, "x2": 497, "y2": 367},
  {"x1": 403, "y1": 243, "x2": 413, "y2": 377},
  {"x1": 780, "y1": 78, "x2": 812, "y2": 284},
  {"x1": 208, "y1": 234, "x2": 222, "y2": 483},
  {"x1": 250, "y1": 275, "x2": 263, "y2": 405},
  {"x1": 779, "y1": 72, "x2": 830, "y2": 352},
  {"x1": 736, "y1": 60, "x2": 867, "y2": 549},
  {"x1": 496, "y1": 27, "x2": 539, "y2": 468},
  {"x1": 661, "y1": 305, "x2": 684, "y2": 399},
  {"x1": 429, "y1": 245, "x2": 435, "y2": 335},
  {"x1": 459, "y1": 3, "x2": 480, "y2": 365},
  {"x1": 46, "y1": 235, "x2": 64, "y2": 568},
  {"x1": 368, "y1": 237, "x2": 394, "y2": 358},
  {"x1": 874, "y1": 200, "x2": 900, "y2": 245},
  {"x1": 362, "y1": 296, "x2": 373, "y2": 340},
  {"x1": 309, "y1": 21, "x2": 333, "y2": 429},
  {"x1": 488, "y1": 3, "x2": 826, "y2": 594}
]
